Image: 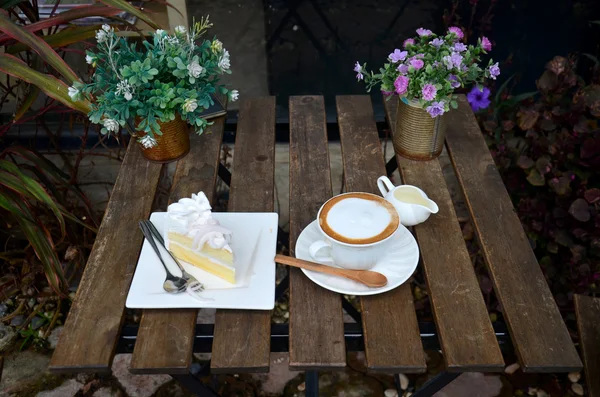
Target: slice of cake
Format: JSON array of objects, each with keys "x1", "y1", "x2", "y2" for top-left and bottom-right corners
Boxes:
[{"x1": 167, "y1": 192, "x2": 235, "y2": 283}]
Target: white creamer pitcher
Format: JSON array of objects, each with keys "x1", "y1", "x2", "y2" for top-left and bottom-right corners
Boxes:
[{"x1": 377, "y1": 176, "x2": 439, "y2": 226}]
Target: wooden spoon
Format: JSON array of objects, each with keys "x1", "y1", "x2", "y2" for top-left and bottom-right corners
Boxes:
[{"x1": 275, "y1": 254, "x2": 388, "y2": 288}]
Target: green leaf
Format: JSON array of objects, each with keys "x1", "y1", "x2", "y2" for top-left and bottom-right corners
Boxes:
[
  {"x1": 526, "y1": 169, "x2": 545, "y2": 186},
  {"x1": 6, "y1": 25, "x2": 100, "y2": 54},
  {"x1": 510, "y1": 91, "x2": 538, "y2": 103},
  {"x1": 569, "y1": 199, "x2": 591, "y2": 222},
  {"x1": 1, "y1": 0, "x2": 25, "y2": 10},
  {"x1": 14, "y1": 84, "x2": 40, "y2": 121},
  {"x1": 583, "y1": 53, "x2": 600, "y2": 66},
  {"x1": 0, "y1": 4, "x2": 120, "y2": 44},
  {"x1": 0, "y1": 160, "x2": 66, "y2": 237},
  {"x1": 0, "y1": 13, "x2": 79, "y2": 83},
  {"x1": 0, "y1": 54, "x2": 91, "y2": 114},
  {"x1": 98, "y1": 0, "x2": 161, "y2": 29},
  {"x1": 450, "y1": 100, "x2": 458, "y2": 109},
  {"x1": 495, "y1": 74, "x2": 514, "y2": 103},
  {"x1": 0, "y1": 190, "x2": 68, "y2": 294}
]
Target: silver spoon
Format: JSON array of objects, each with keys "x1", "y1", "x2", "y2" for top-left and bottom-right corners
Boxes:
[
  {"x1": 142, "y1": 220, "x2": 204, "y2": 294},
  {"x1": 139, "y1": 221, "x2": 187, "y2": 293}
]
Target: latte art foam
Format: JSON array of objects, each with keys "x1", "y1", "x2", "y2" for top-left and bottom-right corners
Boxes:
[
  {"x1": 326, "y1": 198, "x2": 392, "y2": 239},
  {"x1": 319, "y1": 193, "x2": 400, "y2": 245}
]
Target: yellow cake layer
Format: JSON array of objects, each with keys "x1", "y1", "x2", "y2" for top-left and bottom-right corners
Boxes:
[
  {"x1": 170, "y1": 242, "x2": 235, "y2": 284},
  {"x1": 168, "y1": 232, "x2": 234, "y2": 264}
]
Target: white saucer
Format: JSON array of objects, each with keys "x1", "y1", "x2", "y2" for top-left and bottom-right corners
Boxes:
[{"x1": 295, "y1": 220, "x2": 419, "y2": 296}]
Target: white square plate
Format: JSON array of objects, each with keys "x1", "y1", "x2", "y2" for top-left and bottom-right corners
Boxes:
[{"x1": 126, "y1": 211, "x2": 278, "y2": 310}]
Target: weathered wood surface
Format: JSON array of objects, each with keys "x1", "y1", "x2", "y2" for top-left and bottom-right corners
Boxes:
[
  {"x1": 211, "y1": 97, "x2": 276, "y2": 373},
  {"x1": 575, "y1": 294, "x2": 600, "y2": 397},
  {"x1": 445, "y1": 95, "x2": 582, "y2": 372},
  {"x1": 288, "y1": 96, "x2": 346, "y2": 371},
  {"x1": 49, "y1": 142, "x2": 163, "y2": 373},
  {"x1": 384, "y1": 97, "x2": 504, "y2": 372},
  {"x1": 130, "y1": 118, "x2": 225, "y2": 374},
  {"x1": 336, "y1": 95, "x2": 426, "y2": 373}
]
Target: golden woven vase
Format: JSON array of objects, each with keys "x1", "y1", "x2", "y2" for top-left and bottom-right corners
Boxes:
[
  {"x1": 137, "y1": 114, "x2": 190, "y2": 163},
  {"x1": 394, "y1": 99, "x2": 447, "y2": 161}
]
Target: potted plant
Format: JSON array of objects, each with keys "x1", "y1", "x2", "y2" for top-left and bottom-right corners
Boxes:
[
  {"x1": 355, "y1": 27, "x2": 499, "y2": 160},
  {"x1": 69, "y1": 18, "x2": 239, "y2": 163}
]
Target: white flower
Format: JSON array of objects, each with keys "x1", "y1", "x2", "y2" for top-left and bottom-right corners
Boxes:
[
  {"x1": 166, "y1": 36, "x2": 179, "y2": 45},
  {"x1": 95, "y1": 29, "x2": 107, "y2": 43},
  {"x1": 175, "y1": 25, "x2": 186, "y2": 34},
  {"x1": 85, "y1": 55, "x2": 94, "y2": 65},
  {"x1": 218, "y1": 50, "x2": 230, "y2": 71},
  {"x1": 187, "y1": 61, "x2": 204, "y2": 78},
  {"x1": 139, "y1": 135, "x2": 157, "y2": 149},
  {"x1": 183, "y1": 98, "x2": 198, "y2": 112},
  {"x1": 155, "y1": 29, "x2": 165, "y2": 36},
  {"x1": 102, "y1": 24, "x2": 111, "y2": 32},
  {"x1": 115, "y1": 79, "x2": 134, "y2": 100},
  {"x1": 229, "y1": 89, "x2": 239, "y2": 102},
  {"x1": 68, "y1": 86, "x2": 79, "y2": 101},
  {"x1": 103, "y1": 118, "x2": 120, "y2": 133}
]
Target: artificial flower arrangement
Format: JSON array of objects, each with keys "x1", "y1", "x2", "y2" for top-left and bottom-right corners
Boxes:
[
  {"x1": 69, "y1": 18, "x2": 238, "y2": 150},
  {"x1": 354, "y1": 26, "x2": 499, "y2": 118}
]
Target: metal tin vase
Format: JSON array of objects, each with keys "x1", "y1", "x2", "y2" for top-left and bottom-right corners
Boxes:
[
  {"x1": 136, "y1": 113, "x2": 190, "y2": 163},
  {"x1": 394, "y1": 98, "x2": 447, "y2": 161}
]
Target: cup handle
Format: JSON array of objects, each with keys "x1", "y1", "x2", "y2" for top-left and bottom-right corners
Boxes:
[
  {"x1": 308, "y1": 240, "x2": 335, "y2": 266},
  {"x1": 377, "y1": 175, "x2": 395, "y2": 197}
]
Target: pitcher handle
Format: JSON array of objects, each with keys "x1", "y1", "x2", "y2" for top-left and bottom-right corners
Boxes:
[{"x1": 377, "y1": 176, "x2": 396, "y2": 197}]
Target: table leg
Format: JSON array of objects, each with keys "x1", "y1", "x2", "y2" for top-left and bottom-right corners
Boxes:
[
  {"x1": 171, "y1": 373, "x2": 221, "y2": 397},
  {"x1": 409, "y1": 372, "x2": 460, "y2": 397},
  {"x1": 305, "y1": 370, "x2": 319, "y2": 397}
]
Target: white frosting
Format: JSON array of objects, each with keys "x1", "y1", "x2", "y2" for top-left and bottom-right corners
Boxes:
[
  {"x1": 325, "y1": 198, "x2": 392, "y2": 239},
  {"x1": 167, "y1": 192, "x2": 232, "y2": 252}
]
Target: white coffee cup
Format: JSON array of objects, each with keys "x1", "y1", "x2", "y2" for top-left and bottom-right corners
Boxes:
[{"x1": 309, "y1": 192, "x2": 400, "y2": 270}]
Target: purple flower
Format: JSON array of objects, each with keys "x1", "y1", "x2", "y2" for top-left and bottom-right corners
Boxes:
[
  {"x1": 397, "y1": 63, "x2": 409, "y2": 74},
  {"x1": 410, "y1": 58, "x2": 424, "y2": 70},
  {"x1": 421, "y1": 84, "x2": 437, "y2": 101},
  {"x1": 394, "y1": 75, "x2": 409, "y2": 95},
  {"x1": 429, "y1": 38, "x2": 444, "y2": 48},
  {"x1": 481, "y1": 36, "x2": 492, "y2": 51},
  {"x1": 403, "y1": 38, "x2": 415, "y2": 48},
  {"x1": 488, "y1": 62, "x2": 500, "y2": 80},
  {"x1": 432, "y1": 61, "x2": 440, "y2": 68},
  {"x1": 443, "y1": 52, "x2": 463, "y2": 70},
  {"x1": 381, "y1": 89, "x2": 394, "y2": 96},
  {"x1": 354, "y1": 61, "x2": 363, "y2": 80},
  {"x1": 388, "y1": 49, "x2": 408, "y2": 63},
  {"x1": 416, "y1": 28, "x2": 433, "y2": 37},
  {"x1": 453, "y1": 42, "x2": 467, "y2": 52},
  {"x1": 426, "y1": 101, "x2": 446, "y2": 118},
  {"x1": 448, "y1": 26, "x2": 464, "y2": 40},
  {"x1": 448, "y1": 74, "x2": 461, "y2": 88},
  {"x1": 467, "y1": 86, "x2": 491, "y2": 112}
]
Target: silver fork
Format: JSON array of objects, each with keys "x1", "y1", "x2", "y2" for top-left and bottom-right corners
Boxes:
[{"x1": 143, "y1": 220, "x2": 205, "y2": 294}]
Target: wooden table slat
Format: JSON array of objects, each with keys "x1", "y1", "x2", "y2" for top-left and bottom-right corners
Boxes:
[
  {"x1": 384, "y1": 97, "x2": 504, "y2": 372},
  {"x1": 445, "y1": 95, "x2": 582, "y2": 372},
  {"x1": 575, "y1": 294, "x2": 600, "y2": 397},
  {"x1": 49, "y1": 142, "x2": 163, "y2": 373},
  {"x1": 130, "y1": 118, "x2": 225, "y2": 374},
  {"x1": 211, "y1": 97, "x2": 276, "y2": 373},
  {"x1": 336, "y1": 95, "x2": 426, "y2": 373},
  {"x1": 288, "y1": 96, "x2": 346, "y2": 371}
]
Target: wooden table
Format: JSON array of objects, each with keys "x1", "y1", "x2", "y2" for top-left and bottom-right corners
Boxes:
[{"x1": 48, "y1": 95, "x2": 582, "y2": 397}]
